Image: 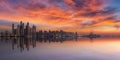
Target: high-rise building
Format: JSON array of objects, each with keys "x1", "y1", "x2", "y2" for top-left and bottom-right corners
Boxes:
[
  {"x1": 32, "y1": 25, "x2": 36, "y2": 38},
  {"x1": 25, "y1": 22, "x2": 30, "y2": 36},
  {"x1": 17, "y1": 25, "x2": 20, "y2": 36},
  {"x1": 12, "y1": 24, "x2": 14, "y2": 35}
]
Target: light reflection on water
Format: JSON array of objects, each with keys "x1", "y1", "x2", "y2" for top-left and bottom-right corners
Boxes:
[{"x1": 0, "y1": 37, "x2": 120, "y2": 60}]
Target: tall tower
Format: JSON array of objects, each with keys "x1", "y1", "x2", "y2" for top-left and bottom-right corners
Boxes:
[
  {"x1": 20, "y1": 21, "x2": 23, "y2": 36},
  {"x1": 12, "y1": 24, "x2": 14, "y2": 35},
  {"x1": 26, "y1": 22, "x2": 29, "y2": 36},
  {"x1": 20, "y1": 21, "x2": 22, "y2": 26},
  {"x1": 17, "y1": 25, "x2": 20, "y2": 36},
  {"x1": 22, "y1": 23, "x2": 24, "y2": 35},
  {"x1": 32, "y1": 25, "x2": 36, "y2": 38}
]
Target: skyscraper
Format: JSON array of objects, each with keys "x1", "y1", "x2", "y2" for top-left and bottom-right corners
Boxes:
[{"x1": 12, "y1": 24, "x2": 15, "y2": 35}]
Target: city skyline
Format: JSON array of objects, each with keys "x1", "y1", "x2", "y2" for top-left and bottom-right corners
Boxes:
[
  {"x1": 1, "y1": 1, "x2": 120, "y2": 60},
  {"x1": 0, "y1": 21, "x2": 78, "y2": 38}
]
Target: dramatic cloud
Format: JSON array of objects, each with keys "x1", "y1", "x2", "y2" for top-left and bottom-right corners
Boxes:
[{"x1": 0, "y1": 0, "x2": 119, "y2": 32}]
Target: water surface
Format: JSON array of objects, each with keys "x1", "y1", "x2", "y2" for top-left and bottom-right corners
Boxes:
[{"x1": 0, "y1": 38, "x2": 120, "y2": 60}]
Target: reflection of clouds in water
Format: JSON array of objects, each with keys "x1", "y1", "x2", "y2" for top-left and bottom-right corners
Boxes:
[
  {"x1": 1, "y1": 38, "x2": 120, "y2": 60},
  {"x1": 0, "y1": 39, "x2": 120, "y2": 60}
]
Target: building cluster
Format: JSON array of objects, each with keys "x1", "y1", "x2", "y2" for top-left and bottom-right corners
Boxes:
[
  {"x1": 0, "y1": 21, "x2": 78, "y2": 39},
  {"x1": 12, "y1": 21, "x2": 36, "y2": 37},
  {"x1": 36, "y1": 30, "x2": 78, "y2": 39}
]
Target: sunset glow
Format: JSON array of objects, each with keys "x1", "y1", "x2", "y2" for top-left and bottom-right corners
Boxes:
[{"x1": 0, "y1": 0, "x2": 120, "y2": 32}]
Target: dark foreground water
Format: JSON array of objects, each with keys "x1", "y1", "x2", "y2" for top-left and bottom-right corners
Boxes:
[{"x1": 0, "y1": 37, "x2": 120, "y2": 60}]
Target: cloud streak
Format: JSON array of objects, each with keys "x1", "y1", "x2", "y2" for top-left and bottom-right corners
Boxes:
[{"x1": 0, "y1": 0, "x2": 119, "y2": 32}]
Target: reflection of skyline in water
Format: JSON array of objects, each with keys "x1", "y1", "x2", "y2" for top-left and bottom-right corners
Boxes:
[
  {"x1": 0, "y1": 36, "x2": 78, "y2": 52},
  {"x1": 0, "y1": 35, "x2": 117, "y2": 52},
  {"x1": 1, "y1": 37, "x2": 120, "y2": 60}
]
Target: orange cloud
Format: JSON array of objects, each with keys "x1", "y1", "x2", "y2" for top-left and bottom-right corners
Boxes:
[{"x1": 0, "y1": 0, "x2": 119, "y2": 32}]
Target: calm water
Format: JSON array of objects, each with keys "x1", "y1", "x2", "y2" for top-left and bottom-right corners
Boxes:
[{"x1": 0, "y1": 37, "x2": 120, "y2": 60}]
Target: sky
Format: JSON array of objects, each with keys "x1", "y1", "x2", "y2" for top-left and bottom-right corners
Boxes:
[{"x1": 0, "y1": 0, "x2": 120, "y2": 33}]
